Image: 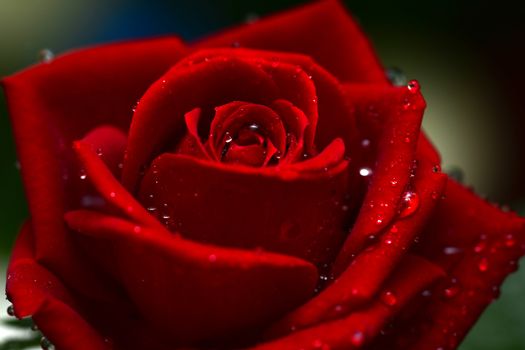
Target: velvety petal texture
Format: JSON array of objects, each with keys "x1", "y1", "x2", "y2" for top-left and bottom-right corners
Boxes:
[{"x1": 3, "y1": 1, "x2": 524, "y2": 350}]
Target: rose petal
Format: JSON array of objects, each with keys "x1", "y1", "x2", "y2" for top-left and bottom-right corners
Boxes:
[
  {"x1": 6, "y1": 224, "x2": 110, "y2": 350},
  {"x1": 265, "y1": 156, "x2": 446, "y2": 336},
  {"x1": 122, "y1": 56, "x2": 280, "y2": 191},
  {"x1": 371, "y1": 180, "x2": 525, "y2": 349},
  {"x1": 175, "y1": 108, "x2": 213, "y2": 159},
  {"x1": 64, "y1": 210, "x2": 318, "y2": 345},
  {"x1": 194, "y1": 0, "x2": 387, "y2": 83},
  {"x1": 253, "y1": 255, "x2": 444, "y2": 349},
  {"x1": 138, "y1": 151, "x2": 349, "y2": 266},
  {"x1": 73, "y1": 140, "x2": 162, "y2": 229},
  {"x1": 332, "y1": 83, "x2": 428, "y2": 275},
  {"x1": 1, "y1": 37, "x2": 187, "y2": 300}
]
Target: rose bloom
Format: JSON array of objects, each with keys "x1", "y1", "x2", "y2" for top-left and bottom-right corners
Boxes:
[{"x1": 2, "y1": 1, "x2": 524, "y2": 349}]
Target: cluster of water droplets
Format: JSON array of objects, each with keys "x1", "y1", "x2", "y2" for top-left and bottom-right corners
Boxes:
[{"x1": 6, "y1": 304, "x2": 55, "y2": 349}]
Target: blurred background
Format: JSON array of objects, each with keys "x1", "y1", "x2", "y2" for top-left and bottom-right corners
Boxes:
[{"x1": 0, "y1": 0, "x2": 524, "y2": 349}]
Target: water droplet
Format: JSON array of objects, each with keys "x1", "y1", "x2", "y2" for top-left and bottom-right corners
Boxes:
[
  {"x1": 208, "y1": 254, "x2": 217, "y2": 262},
  {"x1": 421, "y1": 289, "x2": 432, "y2": 297},
  {"x1": 248, "y1": 123, "x2": 260, "y2": 132},
  {"x1": 380, "y1": 291, "x2": 398, "y2": 306},
  {"x1": 390, "y1": 178, "x2": 399, "y2": 187},
  {"x1": 81, "y1": 195, "x2": 105, "y2": 208},
  {"x1": 96, "y1": 148, "x2": 103, "y2": 156},
  {"x1": 38, "y1": 49, "x2": 54, "y2": 63},
  {"x1": 361, "y1": 138, "x2": 371, "y2": 148},
  {"x1": 443, "y1": 285, "x2": 460, "y2": 298},
  {"x1": 359, "y1": 167, "x2": 372, "y2": 177},
  {"x1": 351, "y1": 331, "x2": 365, "y2": 346},
  {"x1": 385, "y1": 67, "x2": 407, "y2": 86},
  {"x1": 407, "y1": 80, "x2": 420, "y2": 93},
  {"x1": 109, "y1": 191, "x2": 116, "y2": 198},
  {"x1": 133, "y1": 226, "x2": 142, "y2": 233},
  {"x1": 399, "y1": 191, "x2": 420, "y2": 218},
  {"x1": 478, "y1": 257, "x2": 489, "y2": 272},
  {"x1": 474, "y1": 240, "x2": 487, "y2": 253},
  {"x1": 224, "y1": 132, "x2": 233, "y2": 143},
  {"x1": 147, "y1": 206, "x2": 157, "y2": 213},
  {"x1": 375, "y1": 213, "x2": 384, "y2": 225},
  {"x1": 505, "y1": 234, "x2": 516, "y2": 247},
  {"x1": 431, "y1": 191, "x2": 440, "y2": 200},
  {"x1": 443, "y1": 246, "x2": 462, "y2": 255},
  {"x1": 7, "y1": 304, "x2": 14, "y2": 316},
  {"x1": 79, "y1": 169, "x2": 87, "y2": 180},
  {"x1": 40, "y1": 336, "x2": 55, "y2": 350}
]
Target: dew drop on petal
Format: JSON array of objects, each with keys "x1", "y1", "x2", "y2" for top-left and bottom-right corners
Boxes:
[
  {"x1": 407, "y1": 80, "x2": 420, "y2": 93},
  {"x1": 359, "y1": 167, "x2": 372, "y2": 177},
  {"x1": 474, "y1": 240, "x2": 487, "y2": 253},
  {"x1": 40, "y1": 336, "x2": 55, "y2": 350},
  {"x1": 208, "y1": 254, "x2": 217, "y2": 263},
  {"x1": 133, "y1": 226, "x2": 142, "y2": 233},
  {"x1": 399, "y1": 191, "x2": 420, "y2": 218},
  {"x1": 380, "y1": 291, "x2": 398, "y2": 306},
  {"x1": 361, "y1": 138, "x2": 371, "y2": 148},
  {"x1": 443, "y1": 285, "x2": 460, "y2": 298},
  {"x1": 443, "y1": 246, "x2": 462, "y2": 255},
  {"x1": 478, "y1": 257, "x2": 489, "y2": 272},
  {"x1": 505, "y1": 234, "x2": 517, "y2": 247},
  {"x1": 351, "y1": 331, "x2": 365, "y2": 347},
  {"x1": 6, "y1": 304, "x2": 14, "y2": 317},
  {"x1": 38, "y1": 49, "x2": 54, "y2": 63},
  {"x1": 79, "y1": 169, "x2": 87, "y2": 180}
]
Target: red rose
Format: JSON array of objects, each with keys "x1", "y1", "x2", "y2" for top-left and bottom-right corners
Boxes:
[{"x1": 3, "y1": 1, "x2": 524, "y2": 349}]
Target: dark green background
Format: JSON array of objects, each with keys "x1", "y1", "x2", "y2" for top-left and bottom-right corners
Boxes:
[{"x1": 1, "y1": 1, "x2": 525, "y2": 348}]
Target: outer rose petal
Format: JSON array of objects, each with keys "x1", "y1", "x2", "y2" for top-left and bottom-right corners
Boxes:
[
  {"x1": 1, "y1": 37, "x2": 187, "y2": 301},
  {"x1": 332, "y1": 83, "x2": 429, "y2": 275},
  {"x1": 266, "y1": 154, "x2": 446, "y2": 336},
  {"x1": 370, "y1": 180, "x2": 525, "y2": 349},
  {"x1": 65, "y1": 210, "x2": 318, "y2": 346},
  {"x1": 68, "y1": 144, "x2": 318, "y2": 345},
  {"x1": 194, "y1": 0, "x2": 388, "y2": 83},
  {"x1": 6, "y1": 223, "x2": 110, "y2": 350},
  {"x1": 252, "y1": 255, "x2": 444, "y2": 349},
  {"x1": 138, "y1": 149, "x2": 349, "y2": 265}
]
